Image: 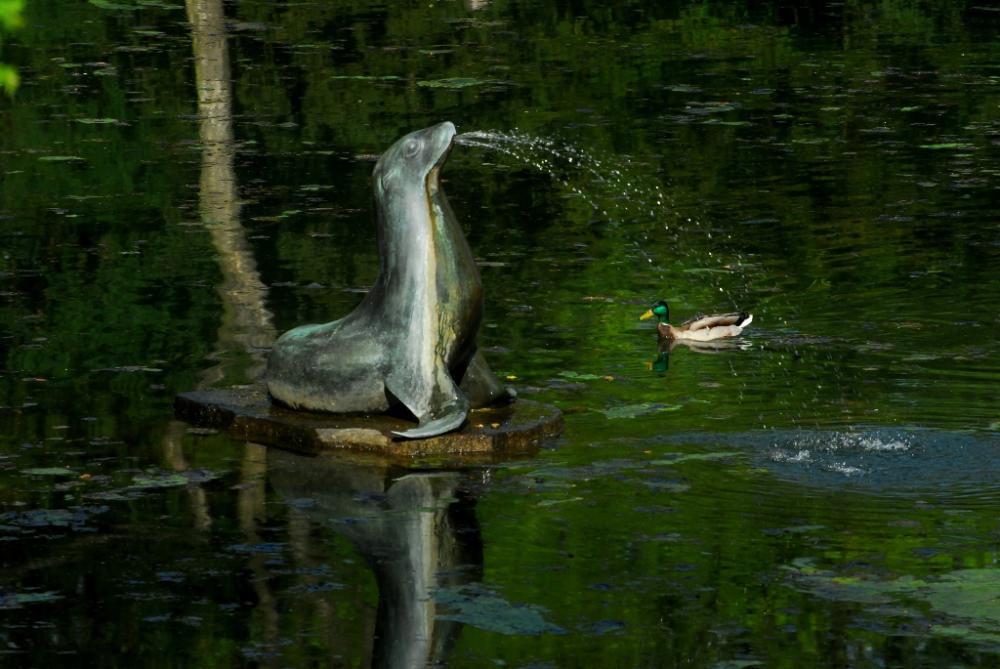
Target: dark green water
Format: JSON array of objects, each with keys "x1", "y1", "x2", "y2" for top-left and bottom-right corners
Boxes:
[{"x1": 3, "y1": 1, "x2": 1000, "y2": 666}]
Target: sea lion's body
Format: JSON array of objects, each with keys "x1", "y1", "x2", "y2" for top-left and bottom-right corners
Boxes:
[{"x1": 266, "y1": 122, "x2": 511, "y2": 438}]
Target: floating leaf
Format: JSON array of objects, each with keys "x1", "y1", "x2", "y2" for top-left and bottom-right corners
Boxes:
[
  {"x1": 536, "y1": 496, "x2": 584, "y2": 507},
  {"x1": 643, "y1": 480, "x2": 690, "y2": 493},
  {"x1": 700, "y1": 119, "x2": 751, "y2": 126},
  {"x1": 131, "y1": 474, "x2": 188, "y2": 489},
  {"x1": 89, "y1": 0, "x2": 179, "y2": 10},
  {"x1": 76, "y1": 117, "x2": 121, "y2": 125},
  {"x1": 683, "y1": 267, "x2": 731, "y2": 274},
  {"x1": 650, "y1": 451, "x2": 740, "y2": 465},
  {"x1": 22, "y1": 467, "x2": 75, "y2": 477},
  {"x1": 785, "y1": 562, "x2": 1000, "y2": 645},
  {"x1": 88, "y1": 0, "x2": 139, "y2": 10},
  {"x1": 330, "y1": 75, "x2": 401, "y2": 82},
  {"x1": 558, "y1": 371, "x2": 604, "y2": 381},
  {"x1": 920, "y1": 143, "x2": 975, "y2": 150},
  {"x1": 97, "y1": 365, "x2": 163, "y2": 373},
  {"x1": 417, "y1": 77, "x2": 490, "y2": 89},
  {"x1": 227, "y1": 542, "x2": 286, "y2": 555},
  {"x1": 137, "y1": 0, "x2": 183, "y2": 9},
  {"x1": 0, "y1": 591, "x2": 63, "y2": 609},
  {"x1": 435, "y1": 584, "x2": 565, "y2": 636},
  {"x1": 0, "y1": 505, "x2": 109, "y2": 531},
  {"x1": 600, "y1": 403, "x2": 682, "y2": 419},
  {"x1": 131, "y1": 469, "x2": 219, "y2": 489}
]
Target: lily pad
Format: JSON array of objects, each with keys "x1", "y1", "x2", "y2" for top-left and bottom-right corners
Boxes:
[
  {"x1": 785, "y1": 560, "x2": 1000, "y2": 647},
  {"x1": 434, "y1": 583, "x2": 565, "y2": 636},
  {"x1": 920, "y1": 143, "x2": 975, "y2": 150},
  {"x1": 0, "y1": 505, "x2": 109, "y2": 532},
  {"x1": 130, "y1": 469, "x2": 219, "y2": 489},
  {"x1": 0, "y1": 591, "x2": 64, "y2": 609},
  {"x1": 76, "y1": 118, "x2": 122, "y2": 125},
  {"x1": 88, "y1": 0, "x2": 139, "y2": 10},
  {"x1": 600, "y1": 403, "x2": 682, "y2": 419},
  {"x1": 330, "y1": 75, "x2": 402, "y2": 81},
  {"x1": 417, "y1": 77, "x2": 491, "y2": 89},
  {"x1": 536, "y1": 496, "x2": 584, "y2": 507},
  {"x1": 650, "y1": 451, "x2": 740, "y2": 465},
  {"x1": 558, "y1": 371, "x2": 604, "y2": 381},
  {"x1": 21, "y1": 467, "x2": 75, "y2": 477},
  {"x1": 131, "y1": 474, "x2": 188, "y2": 489},
  {"x1": 227, "y1": 542, "x2": 286, "y2": 555}
]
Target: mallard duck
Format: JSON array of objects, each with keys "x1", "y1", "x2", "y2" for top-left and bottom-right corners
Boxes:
[{"x1": 640, "y1": 299, "x2": 752, "y2": 342}]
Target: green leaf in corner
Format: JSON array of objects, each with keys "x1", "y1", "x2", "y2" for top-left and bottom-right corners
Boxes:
[{"x1": 0, "y1": 64, "x2": 18, "y2": 96}]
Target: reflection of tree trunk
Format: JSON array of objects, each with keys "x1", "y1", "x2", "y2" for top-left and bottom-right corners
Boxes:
[
  {"x1": 188, "y1": 0, "x2": 275, "y2": 387},
  {"x1": 182, "y1": 0, "x2": 282, "y2": 652}
]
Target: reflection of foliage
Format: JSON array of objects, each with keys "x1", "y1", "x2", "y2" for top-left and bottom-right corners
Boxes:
[
  {"x1": 0, "y1": 0, "x2": 22, "y2": 94},
  {"x1": 2, "y1": 3, "x2": 1000, "y2": 663}
]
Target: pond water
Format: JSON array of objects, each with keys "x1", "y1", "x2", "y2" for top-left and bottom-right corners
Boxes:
[{"x1": 2, "y1": 0, "x2": 1000, "y2": 666}]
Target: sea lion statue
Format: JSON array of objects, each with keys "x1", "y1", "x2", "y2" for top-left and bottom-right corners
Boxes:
[{"x1": 266, "y1": 121, "x2": 513, "y2": 439}]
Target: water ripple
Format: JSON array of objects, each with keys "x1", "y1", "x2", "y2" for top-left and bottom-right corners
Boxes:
[{"x1": 657, "y1": 427, "x2": 1000, "y2": 499}]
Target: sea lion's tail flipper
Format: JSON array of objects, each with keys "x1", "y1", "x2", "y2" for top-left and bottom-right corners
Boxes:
[
  {"x1": 387, "y1": 368, "x2": 470, "y2": 439},
  {"x1": 459, "y1": 350, "x2": 517, "y2": 408}
]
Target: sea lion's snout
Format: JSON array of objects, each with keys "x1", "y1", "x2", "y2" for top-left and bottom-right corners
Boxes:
[
  {"x1": 430, "y1": 121, "x2": 456, "y2": 167},
  {"x1": 437, "y1": 121, "x2": 456, "y2": 141}
]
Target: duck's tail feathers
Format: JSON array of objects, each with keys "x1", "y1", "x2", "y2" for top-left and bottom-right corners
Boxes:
[{"x1": 738, "y1": 313, "x2": 753, "y2": 328}]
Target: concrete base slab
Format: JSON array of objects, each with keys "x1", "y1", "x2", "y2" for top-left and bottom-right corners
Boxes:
[{"x1": 174, "y1": 385, "x2": 563, "y2": 466}]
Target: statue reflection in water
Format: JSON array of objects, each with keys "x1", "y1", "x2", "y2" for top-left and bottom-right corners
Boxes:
[{"x1": 268, "y1": 452, "x2": 484, "y2": 668}]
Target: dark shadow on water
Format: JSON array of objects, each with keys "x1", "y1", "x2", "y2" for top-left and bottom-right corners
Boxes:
[{"x1": 267, "y1": 451, "x2": 484, "y2": 668}]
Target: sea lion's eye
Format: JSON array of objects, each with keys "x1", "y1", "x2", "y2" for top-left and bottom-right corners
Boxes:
[{"x1": 404, "y1": 140, "x2": 420, "y2": 157}]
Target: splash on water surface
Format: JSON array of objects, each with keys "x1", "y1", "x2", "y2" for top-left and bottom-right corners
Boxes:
[{"x1": 656, "y1": 428, "x2": 1000, "y2": 497}]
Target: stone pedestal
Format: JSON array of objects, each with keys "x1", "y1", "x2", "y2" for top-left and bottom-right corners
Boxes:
[{"x1": 174, "y1": 385, "x2": 563, "y2": 467}]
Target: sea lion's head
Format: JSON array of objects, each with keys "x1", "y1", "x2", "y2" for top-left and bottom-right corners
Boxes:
[{"x1": 373, "y1": 121, "x2": 456, "y2": 200}]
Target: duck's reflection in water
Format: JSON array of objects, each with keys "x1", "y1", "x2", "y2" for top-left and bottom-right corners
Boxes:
[{"x1": 268, "y1": 450, "x2": 483, "y2": 669}]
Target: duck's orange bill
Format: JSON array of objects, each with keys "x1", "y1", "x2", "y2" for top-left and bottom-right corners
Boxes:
[{"x1": 639, "y1": 309, "x2": 654, "y2": 321}]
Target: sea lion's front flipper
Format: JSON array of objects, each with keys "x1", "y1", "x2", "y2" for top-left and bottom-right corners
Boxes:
[
  {"x1": 391, "y1": 401, "x2": 468, "y2": 439},
  {"x1": 459, "y1": 350, "x2": 516, "y2": 408},
  {"x1": 387, "y1": 366, "x2": 470, "y2": 439}
]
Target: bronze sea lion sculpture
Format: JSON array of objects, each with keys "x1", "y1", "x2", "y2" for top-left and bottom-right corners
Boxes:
[{"x1": 266, "y1": 121, "x2": 513, "y2": 438}]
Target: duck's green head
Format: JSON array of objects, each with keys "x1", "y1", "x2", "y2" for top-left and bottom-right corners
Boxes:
[{"x1": 640, "y1": 299, "x2": 669, "y2": 324}]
